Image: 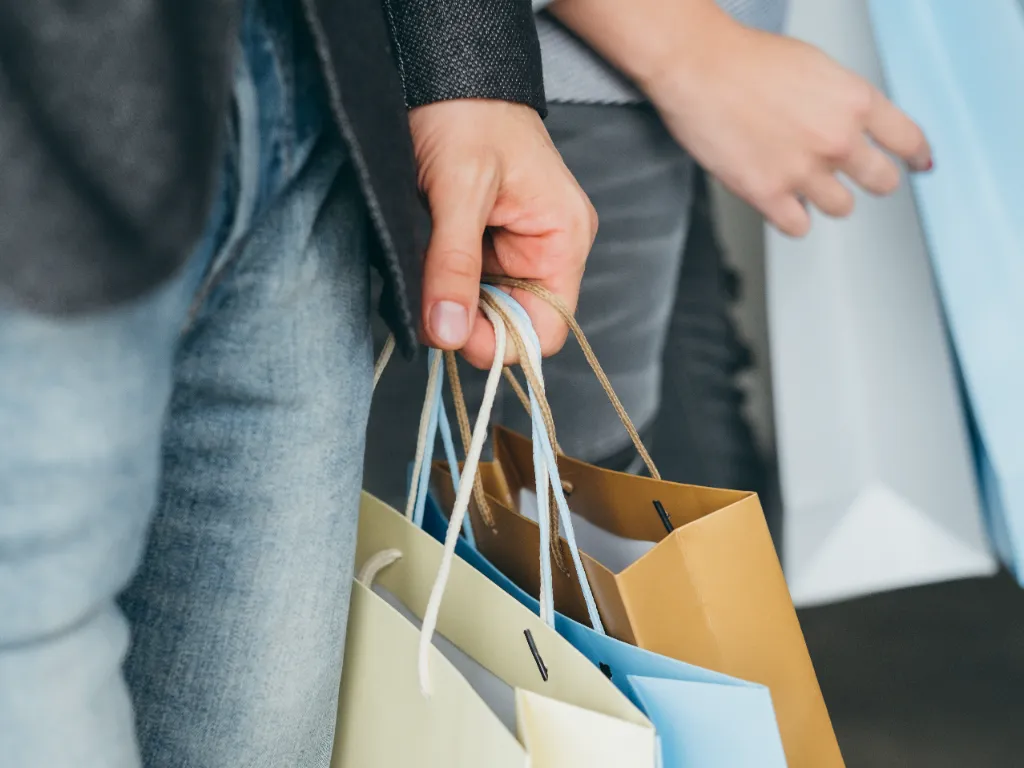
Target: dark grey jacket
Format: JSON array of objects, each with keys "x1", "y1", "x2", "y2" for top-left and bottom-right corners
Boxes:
[{"x1": 0, "y1": 0, "x2": 545, "y2": 356}]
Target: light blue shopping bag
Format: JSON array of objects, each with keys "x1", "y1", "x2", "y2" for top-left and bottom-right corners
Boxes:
[
  {"x1": 412, "y1": 287, "x2": 789, "y2": 768},
  {"x1": 869, "y1": 0, "x2": 1024, "y2": 580}
]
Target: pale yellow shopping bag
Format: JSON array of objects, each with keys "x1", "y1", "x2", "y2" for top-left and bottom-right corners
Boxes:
[
  {"x1": 332, "y1": 295, "x2": 655, "y2": 767},
  {"x1": 330, "y1": 494, "x2": 656, "y2": 767}
]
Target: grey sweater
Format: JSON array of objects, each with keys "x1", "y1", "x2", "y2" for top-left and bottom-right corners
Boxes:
[{"x1": 535, "y1": 0, "x2": 788, "y2": 104}]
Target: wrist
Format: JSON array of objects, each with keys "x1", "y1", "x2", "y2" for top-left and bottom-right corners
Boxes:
[
  {"x1": 634, "y1": 4, "x2": 743, "y2": 101},
  {"x1": 550, "y1": 0, "x2": 740, "y2": 99}
]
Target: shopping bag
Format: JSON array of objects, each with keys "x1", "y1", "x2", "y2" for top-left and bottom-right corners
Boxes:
[
  {"x1": 332, "y1": 494, "x2": 656, "y2": 767},
  {"x1": 421, "y1": 494, "x2": 788, "y2": 768},
  {"x1": 417, "y1": 286, "x2": 787, "y2": 768},
  {"x1": 767, "y1": 0, "x2": 996, "y2": 606},
  {"x1": 426, "y1": 279, "x2": 840, "y2": 768},
  {"x1": 333, "y1": 296, "x2": 657, "y2": 767},
  {"x1": 868, "y1": 0, "x2": 1024, "y2": 580}
]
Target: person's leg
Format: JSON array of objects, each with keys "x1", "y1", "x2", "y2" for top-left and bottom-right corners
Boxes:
[
  {"x1": 0, "y1": 236, "x2": 218, "y2": 767},
  {"x1": 117, "y1": 2, "x2": 374, "y2": 762},
  {"x1": 652, "y1": 168, "x2": 772, "y2": 513},
  {"x1": 651, "y1": 168, "x2": 762, "y2": 488},
  {"x1": 121, "y1": 137, "x2": 373, "y2": 767}
]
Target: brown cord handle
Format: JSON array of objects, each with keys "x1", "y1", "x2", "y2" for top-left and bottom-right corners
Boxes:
[{"x1": 482, "y1": 276, "x2": 662, "y2": 481}]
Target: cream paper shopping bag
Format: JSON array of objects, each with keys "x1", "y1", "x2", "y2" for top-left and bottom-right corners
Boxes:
[{"x1": 330, "y1": 493, "x2": 657, "y2": 768}]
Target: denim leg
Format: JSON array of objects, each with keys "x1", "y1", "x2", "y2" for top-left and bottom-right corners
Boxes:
[
  {"x1": 121, "y1": 139, "x2": 374, "y2": 767},
  {"x1": 0, "y1": 250, "x2": 214, "y2": 768}
]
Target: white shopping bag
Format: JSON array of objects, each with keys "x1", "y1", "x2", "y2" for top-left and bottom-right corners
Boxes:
[{"x1": 768, "y1": 0, "x2": 997, "y2": 606}]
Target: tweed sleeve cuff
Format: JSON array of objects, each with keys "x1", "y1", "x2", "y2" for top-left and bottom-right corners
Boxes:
[{"x1": 384, "y1": 0, "x2": 547, "y2": 116}]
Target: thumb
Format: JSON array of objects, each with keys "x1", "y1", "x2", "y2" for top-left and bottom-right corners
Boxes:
[{"x1": 421, "y1": 166, "x2": 498, "y2": 349}]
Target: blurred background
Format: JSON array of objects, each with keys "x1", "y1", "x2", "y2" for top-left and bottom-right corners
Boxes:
[{"x1": 710, "y1": 0, "x2": 1024, "y2": 762}]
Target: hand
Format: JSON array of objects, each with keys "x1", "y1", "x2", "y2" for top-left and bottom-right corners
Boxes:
[
  {"x1": 549, "y1": 0, "x2": 932, "y2": 237},
  {"x1": 408, "y1": 99, "x2": 598, "y2": 368},
  {"x1": 642, "y1": 15, "x2": 932, "y2": 236}
]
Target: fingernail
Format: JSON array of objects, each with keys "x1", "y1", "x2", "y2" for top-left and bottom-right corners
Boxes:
[
  {"x1": 429, "y1": 301, "x2": 469, "y2": 347},
  {"x1": 910, "y1": 155, "x2": 934, "y2": 173}
]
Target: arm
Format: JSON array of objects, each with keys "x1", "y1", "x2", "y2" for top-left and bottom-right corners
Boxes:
[{"x1": 547, "y1": 0, "x2": 932, "y2": 236}]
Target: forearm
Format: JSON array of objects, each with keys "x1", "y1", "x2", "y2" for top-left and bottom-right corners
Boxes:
[{"x1": 546, "y1": 0, "x2": 736, "y2": 95}]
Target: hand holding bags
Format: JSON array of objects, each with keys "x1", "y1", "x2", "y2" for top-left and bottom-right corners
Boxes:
[
  {"x1": 332, "y1": 298, "x2": 656, "y2": 767},
  {"x1": 868, "y1": 0, "x2": 1024, "y2": 580},
  {"x1": 430, "y1": 279, "x2": 841, "y2": 767},
  {"x1": 769, "y1": 0, "x2": 996, "y2": 608}
]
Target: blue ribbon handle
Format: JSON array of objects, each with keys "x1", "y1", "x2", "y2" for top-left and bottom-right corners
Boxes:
[
  {"x1": 411, "y1": 348, "x2": 476, "y2": 546},
  {"x1": 480, "y1": 286, "x2": 605, "y2": 634}
]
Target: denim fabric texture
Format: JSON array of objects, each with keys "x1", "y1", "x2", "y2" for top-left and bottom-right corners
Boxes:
[{"x1": 0, "y1": 3, "x2": 375, "y2": 765}]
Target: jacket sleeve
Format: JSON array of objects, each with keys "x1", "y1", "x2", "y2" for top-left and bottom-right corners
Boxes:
[{"x1": 383, "y1": 0, "x2": 547, "y2": 116}]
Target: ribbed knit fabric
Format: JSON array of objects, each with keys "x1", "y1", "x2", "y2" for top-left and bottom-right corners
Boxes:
[{"x1": 535, "y1": 0, "x2": 789, "y2": 104}]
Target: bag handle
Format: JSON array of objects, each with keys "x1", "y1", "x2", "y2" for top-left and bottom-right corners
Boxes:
[
  {"x1": 431, "y1": 289, "x2": 605, "y2": 634},
  {"x1": 477, "y1": 286, "x2": 606, "y2": 634},
  {"x1": 375, "y1": 287, "x2": 609, "y2": 693},
  {"x1": 414, "y1": 291, "x2": 608, "y2": 693},
  {"x1": 483, "y1": 275, "x2": 661, "y2": 481},
  {"x1": 406, "y1": 297, "x2": 508, "y2": 695}
]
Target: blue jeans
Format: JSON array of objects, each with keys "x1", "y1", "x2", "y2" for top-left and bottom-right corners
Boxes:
[{"x1": 0, "y1": 2, "x2": 374, "y2": 765}]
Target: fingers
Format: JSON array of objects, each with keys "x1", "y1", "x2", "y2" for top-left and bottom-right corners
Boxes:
[
  {"x1": 460, "y1": 187, "x2": 594, "y2": 369},
  {"x1": 865, "y1": 86, "x2": 932, "y2": 172},
  {"x1": 457, "y1": 307, "x2": 515, "y2": 370},
  {"x1": 799, "y1": 172, "x2": 854, "y2": 218},
  {"x1": 841, "y1": 136, "x2": 901, "y2": 196},
  {"x1": 420, "y1": 163, "x2": 500, "y2": 350},
  {"x1": 458, "y1": 250, "x2": 585, "y2": 369},
  {"x1": 763, "y1": 194, "x2": 811, "y2": 238}
]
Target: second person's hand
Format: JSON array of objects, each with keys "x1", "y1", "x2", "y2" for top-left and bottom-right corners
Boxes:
[
  {"x1": 642, "y1": 13, "x2": 933, "y2": 236},
  {"x1": 550, "y1": 0, "x2": 933, "y2": 237}
]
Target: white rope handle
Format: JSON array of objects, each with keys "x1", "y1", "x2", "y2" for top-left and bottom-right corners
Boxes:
[
  {"x1": 373, "y1": 334, "x2": 397, "y2": 390},
  {"x1": 417, "y1": 299, "x2": 508, "y2": 696},
  {"x1": 357, "y1": 548, "x2": 403, "y2": 585},
  {"x1": 405, "y1": 349, "x2": 444, "y2": 521}
]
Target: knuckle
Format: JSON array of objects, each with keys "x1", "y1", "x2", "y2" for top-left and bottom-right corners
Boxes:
[
  {"x1": 846, "y1": 81, "x2": 874, "y2": 120},
  {"x1": 819, "y1": 129, "x2": 856, "y2": 162},
  {"x1": 443, "y1": 153, "x2": 497, "y2": 194},
  {"x1": 586, "y1": 199, "x2": 599, "y2": 238},
  {"x1": 431, "y1": 246, "x2": 480, "y2": 281},
  {"x1": 541, "y1": 324, "x2": 571, "y2": 356},
  {"x1": 743, "y1": 172, "x2": 785, "y2": 207},
  {"x1": 792, "y1": 155, "x2": 818, "y2": 185}
]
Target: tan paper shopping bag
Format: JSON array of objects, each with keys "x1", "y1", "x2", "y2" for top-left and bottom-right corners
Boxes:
[
  {"x1": 433, "y1": 424, "x2": 842, "y2": 768},
  {"x1": 330, "y1": 492, "x2": 656, "y2": 768}
]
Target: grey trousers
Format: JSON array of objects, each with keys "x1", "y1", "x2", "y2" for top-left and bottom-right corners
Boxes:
[{"x1": 365, "y1": 102, "x2": 767, "y2": 520}]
